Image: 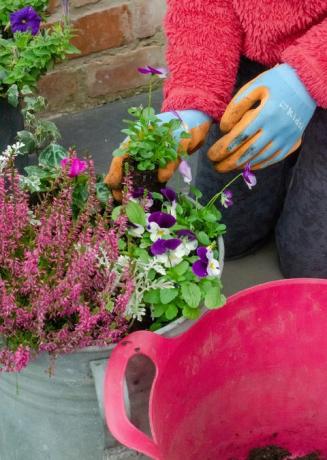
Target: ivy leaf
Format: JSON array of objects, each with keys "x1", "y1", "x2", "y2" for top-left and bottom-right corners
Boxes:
[
  {"x1": 7, "y1": 84, "x2": 19, "y2": 107},
  {"x1": 143, "y1": 289, "x2": 161, "y2": 304},
  {"x1": 16, "y1": 130, "x2": 36, "y2": 154},
  {"x1": 39, "y1": 144, "x2": 67, "y2": 168},
  {"x1": 126, "y1": 201, "x2": 146, "y2": 226},
  {"x1": 160, "y1": 288, "x2": 178, "y2": 305},
  {"x1": 165, "y1": 304, "x2": 178, "y2": 320},
  {"x1": 181, "y1": 282, "x2": 201, "y2": 309},
  {"x1": 205, "y1": 286, "x2": 226, "y2": 310},
  {"x1": 96, "y1": 182, "x2": 110, "y2": 204}
]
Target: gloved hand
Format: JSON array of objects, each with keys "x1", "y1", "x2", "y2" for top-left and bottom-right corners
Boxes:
[
  {"x1": 105, "y1": 110, "x2": 211, "y2": 199},
  {"x1": 208, "y1": 64, "x2": 316, "y2": 172}
]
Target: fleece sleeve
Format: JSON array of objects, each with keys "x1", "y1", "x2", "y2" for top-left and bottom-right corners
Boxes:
[
  {"x1": 282, "y1": 16, "x2": 327, "y2": 108},
  {"x1": 161, "y1": 0, "x2": 243, "y2": 121}
]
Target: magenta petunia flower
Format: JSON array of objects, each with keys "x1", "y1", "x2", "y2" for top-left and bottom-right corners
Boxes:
[
  {"x1": 61, "y1": 157, "x2": 88, "y2": 178},
  {"x1": 151, "y1": 238, "x2": 182, "y2": 256},
  {"x1": 242, "y1": 163, "x2": 257, "y2": 190},
  {"x1": 220, "y1": 190, "x2": 233, "y2": 208},
  {"x1": 178, "y1": 160, "x2": 192, "y2": 184},
  {"x1": 10, "y1": 6, "x2": 41, "y2": 35},
  {"x1": 148, "y1": 211, "x2": 176, "y2": 229},
  {"x1": 161, "y1": 187, "x2": 176, "y2": 203},
  {"x1": 137, "y1": 66, "x2": 168, "y2": 78}
]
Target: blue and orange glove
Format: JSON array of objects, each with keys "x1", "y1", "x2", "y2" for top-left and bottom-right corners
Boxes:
[
  {"x1": 208, "y1": 64, "x2": 317, "y2": 172},
  {"x1": 105, "y1": 110, "x2": 211, "y2": 199}
]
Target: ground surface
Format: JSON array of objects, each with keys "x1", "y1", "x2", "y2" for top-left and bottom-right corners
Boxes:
[{"x1": 55, "y1": 93, "x2": 283, "y2": 459}]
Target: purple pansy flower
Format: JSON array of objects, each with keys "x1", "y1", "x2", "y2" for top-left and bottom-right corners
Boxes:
[
  {"x1": 132, "y1": 187, "x2": 153, "y2": 208},
  {"x1": 161, "y1": 187, "x2": 176, "y2": 203},
  {"x1": 151, "y1": 238, "x2": 182, "y2": 256},
  {"x1": 192, "y1": 246, "x2": 220, "y2": 278},
  {"x1": 220, "y1": 190, "x2": 233, "y2": 208},
  {"x1": 179, "y1": 160, "x2": 192, "y2": 184},
  {"x1": 10, "y1": 7, "x2": 41, "y2": 35},
  {"x1": 242, "y1": 163, "x2": 257, "y2": 190},
  {"x1": 176, "y1": 229, "x2": 196, "y2": 241},
  {"x1": 148, "y1": 211, "x2": 176, "y2": 228},
  {"x1": 137, "y1": 66, "x2": 168, "y2": 78},
  {"x1": 61, "y1": 157, "x2": 88, "y2": 178}
]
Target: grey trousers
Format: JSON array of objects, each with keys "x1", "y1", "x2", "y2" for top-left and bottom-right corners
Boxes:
[{"x1": 195, "y1": 58, "x2": 327, "y2": 278}]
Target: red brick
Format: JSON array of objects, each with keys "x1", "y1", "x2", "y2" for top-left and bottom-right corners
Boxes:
[
  {"x1": 47, "y1": 0, "x2": 60, "y2": 14},
  {"x1": 38, "y1": 69, "x2": 80, "y2": 111},
  {"x1": 71, "y1": 0, "x2": 100, "y2": 8},
  {"x1": 86, "y1": 46, "x2": 165, "y2": 98},
  {"x1": 70, "y1": 4, "x2": 132, "y2": 57},
  {"x1": 132, "y1": 0, "x2": 166, "y2": 39}
]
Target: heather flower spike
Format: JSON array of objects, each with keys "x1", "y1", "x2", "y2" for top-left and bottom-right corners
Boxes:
[
  {"x1": 242, "y1": 163, "x2": 257, "y2": 189},
  {"x1": 179, "y1": 160, "x2": 192, "y2": 184},
  {"x1": 220, "y1": 190, "x2": 233, "y2": 208},
  {"x1": 61, "y1": 157, "x2": 88, "y2": 177},
  {"x1": 10, "y1": 7, "x2": 41, "y2": 35}
]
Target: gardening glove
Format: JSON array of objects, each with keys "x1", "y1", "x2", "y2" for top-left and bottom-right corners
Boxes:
[
  {"x1": 105, "y1": 110, "x2": 211, "y2": 200},
  {"x1": 208, "y1": 64, "x2": 316, "y2": 172}
]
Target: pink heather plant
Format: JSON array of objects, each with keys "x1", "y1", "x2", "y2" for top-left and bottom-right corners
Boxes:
[{"x1": 0, "y1": 158, "x2": 133, "y2": 373}]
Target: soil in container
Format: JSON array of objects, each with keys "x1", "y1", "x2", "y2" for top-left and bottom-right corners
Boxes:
[
  {"x1": 247, "y1": 445, "x2": 320, "y2": 460},
  {"x1": 124, "y1": 158, "x2": 166, "y2": 195}
]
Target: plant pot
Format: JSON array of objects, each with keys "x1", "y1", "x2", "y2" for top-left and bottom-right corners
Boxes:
[
  {"x1": 0, "y1": 235, "x2": 223, "y2": 460},
  {"x1": 104, "y1": 279, "x2": 327, "y2": 460},
  {"x1": 0, "y1": 98, "x2": 28, "y2": 174}
]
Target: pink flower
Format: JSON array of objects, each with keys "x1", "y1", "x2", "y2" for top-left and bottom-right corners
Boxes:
[{"x1": 61, "y1": 157, "x2": 88, "y2": 177}]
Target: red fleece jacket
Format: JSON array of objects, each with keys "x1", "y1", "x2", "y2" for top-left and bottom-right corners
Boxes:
[{"x1": 162, "y1": 0, "x2": 327, "y2": 121}]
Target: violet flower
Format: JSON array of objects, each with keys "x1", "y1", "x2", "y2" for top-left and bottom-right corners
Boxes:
[
  {"x1": 192, "y1": 247, "x2": 220, "y2": 278},
  {"x1": 148, "y1": 211, "x2": 176, "y2": 228},
  {"x1": 242, "y1": 163, "x2": 257, "y2": 190},
  {"x1": 10, "y1": 7, "x2": 41, "y2": 35},
  {"x1": 220, "y1": 190, "x2": 233, "y2": 208},
  {"x1": 137, "y1": 66, "x2": 168, "y2": 78},
  {"x1": 151, "y1": 238, "x2": 182, "y2": 256},
  {"x1": 176, "y1": 229, "x2": 196, "y2": 241},
  {"x1": 61, "y1": 157, "x2": 88, "y2": 178},
  {"x1": 179, "y1": 160, "x2": 192, "y2": 184},
  {"x1": 161, "y1": 187, "x2": 176, "y2": 203}
]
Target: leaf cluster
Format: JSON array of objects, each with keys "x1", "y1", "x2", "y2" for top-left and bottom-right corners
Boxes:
[{"x1": 113, "y1": 106, "x2": 187, "y2": 171}]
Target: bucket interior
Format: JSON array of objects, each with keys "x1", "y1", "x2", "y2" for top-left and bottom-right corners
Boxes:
[{"x1": 150, "y1": 282, "x2": 327, "y2": 459}]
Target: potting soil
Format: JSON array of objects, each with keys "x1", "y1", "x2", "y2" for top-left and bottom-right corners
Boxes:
[{"x1": 247, "y1": 445, "x2": 320, "y2": 460}]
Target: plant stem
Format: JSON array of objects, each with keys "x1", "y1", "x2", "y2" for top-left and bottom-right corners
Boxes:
[
  {"x1": 148, "y1": 76, "x2": 153, "y2": 108},
  {"x1": 205, "y1": 172, "x2": 243, "y2": 209}
]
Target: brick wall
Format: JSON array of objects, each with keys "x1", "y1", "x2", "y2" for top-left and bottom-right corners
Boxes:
[{"x1": 39, "y1": 0, "x2": 166, "y2": 114}]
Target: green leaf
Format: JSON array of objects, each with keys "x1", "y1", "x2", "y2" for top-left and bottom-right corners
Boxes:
[
  {"x1": 7, "y1": 84, "x2": 19, "y2": 107},
  {"x1": 39, "y1": 144, "x2": 67, "y2": 168},
  {"x1": 165, "y1": 304, "x2": 178, "y2": 321},
  {"x1": 111, "y1": 206, "x2": 122, "y2": 221},
  {"x1": 160, "y1": 288, "x2": 178, "y2": 305},
  {"x1": 152, "y1": 192, "x2": 163, "y2": 201},
  {"x1": 172, "y1": 260, "x2": 189, "y2": 277},
  {"x1": 152, "y1": 304, "x2": 165, "y2": 318},
  {"x1": 143, "y1": 289, "x2": 160, "y2": 304},
  {"x1": 190, "y1": 186, "x2": 203, "y2": 200},
  {"x1": 126, "y1": 201, "x2": 146, "y2": 227},
  {"x1": 204, "y1": 285, "x2": 225, "y2": 309},
  {"x1": 197, "y1": 231, "x2": 210, "y2": 246},
  {"x1": 182, "y1": 306, "x2": 201, "y2": 320},
  {"x1": 181, "y1": 282, "x2": 201, "y2": 309},
  {"x1": 24, "y1": 165, "x2": 49, "y2": 179}
]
